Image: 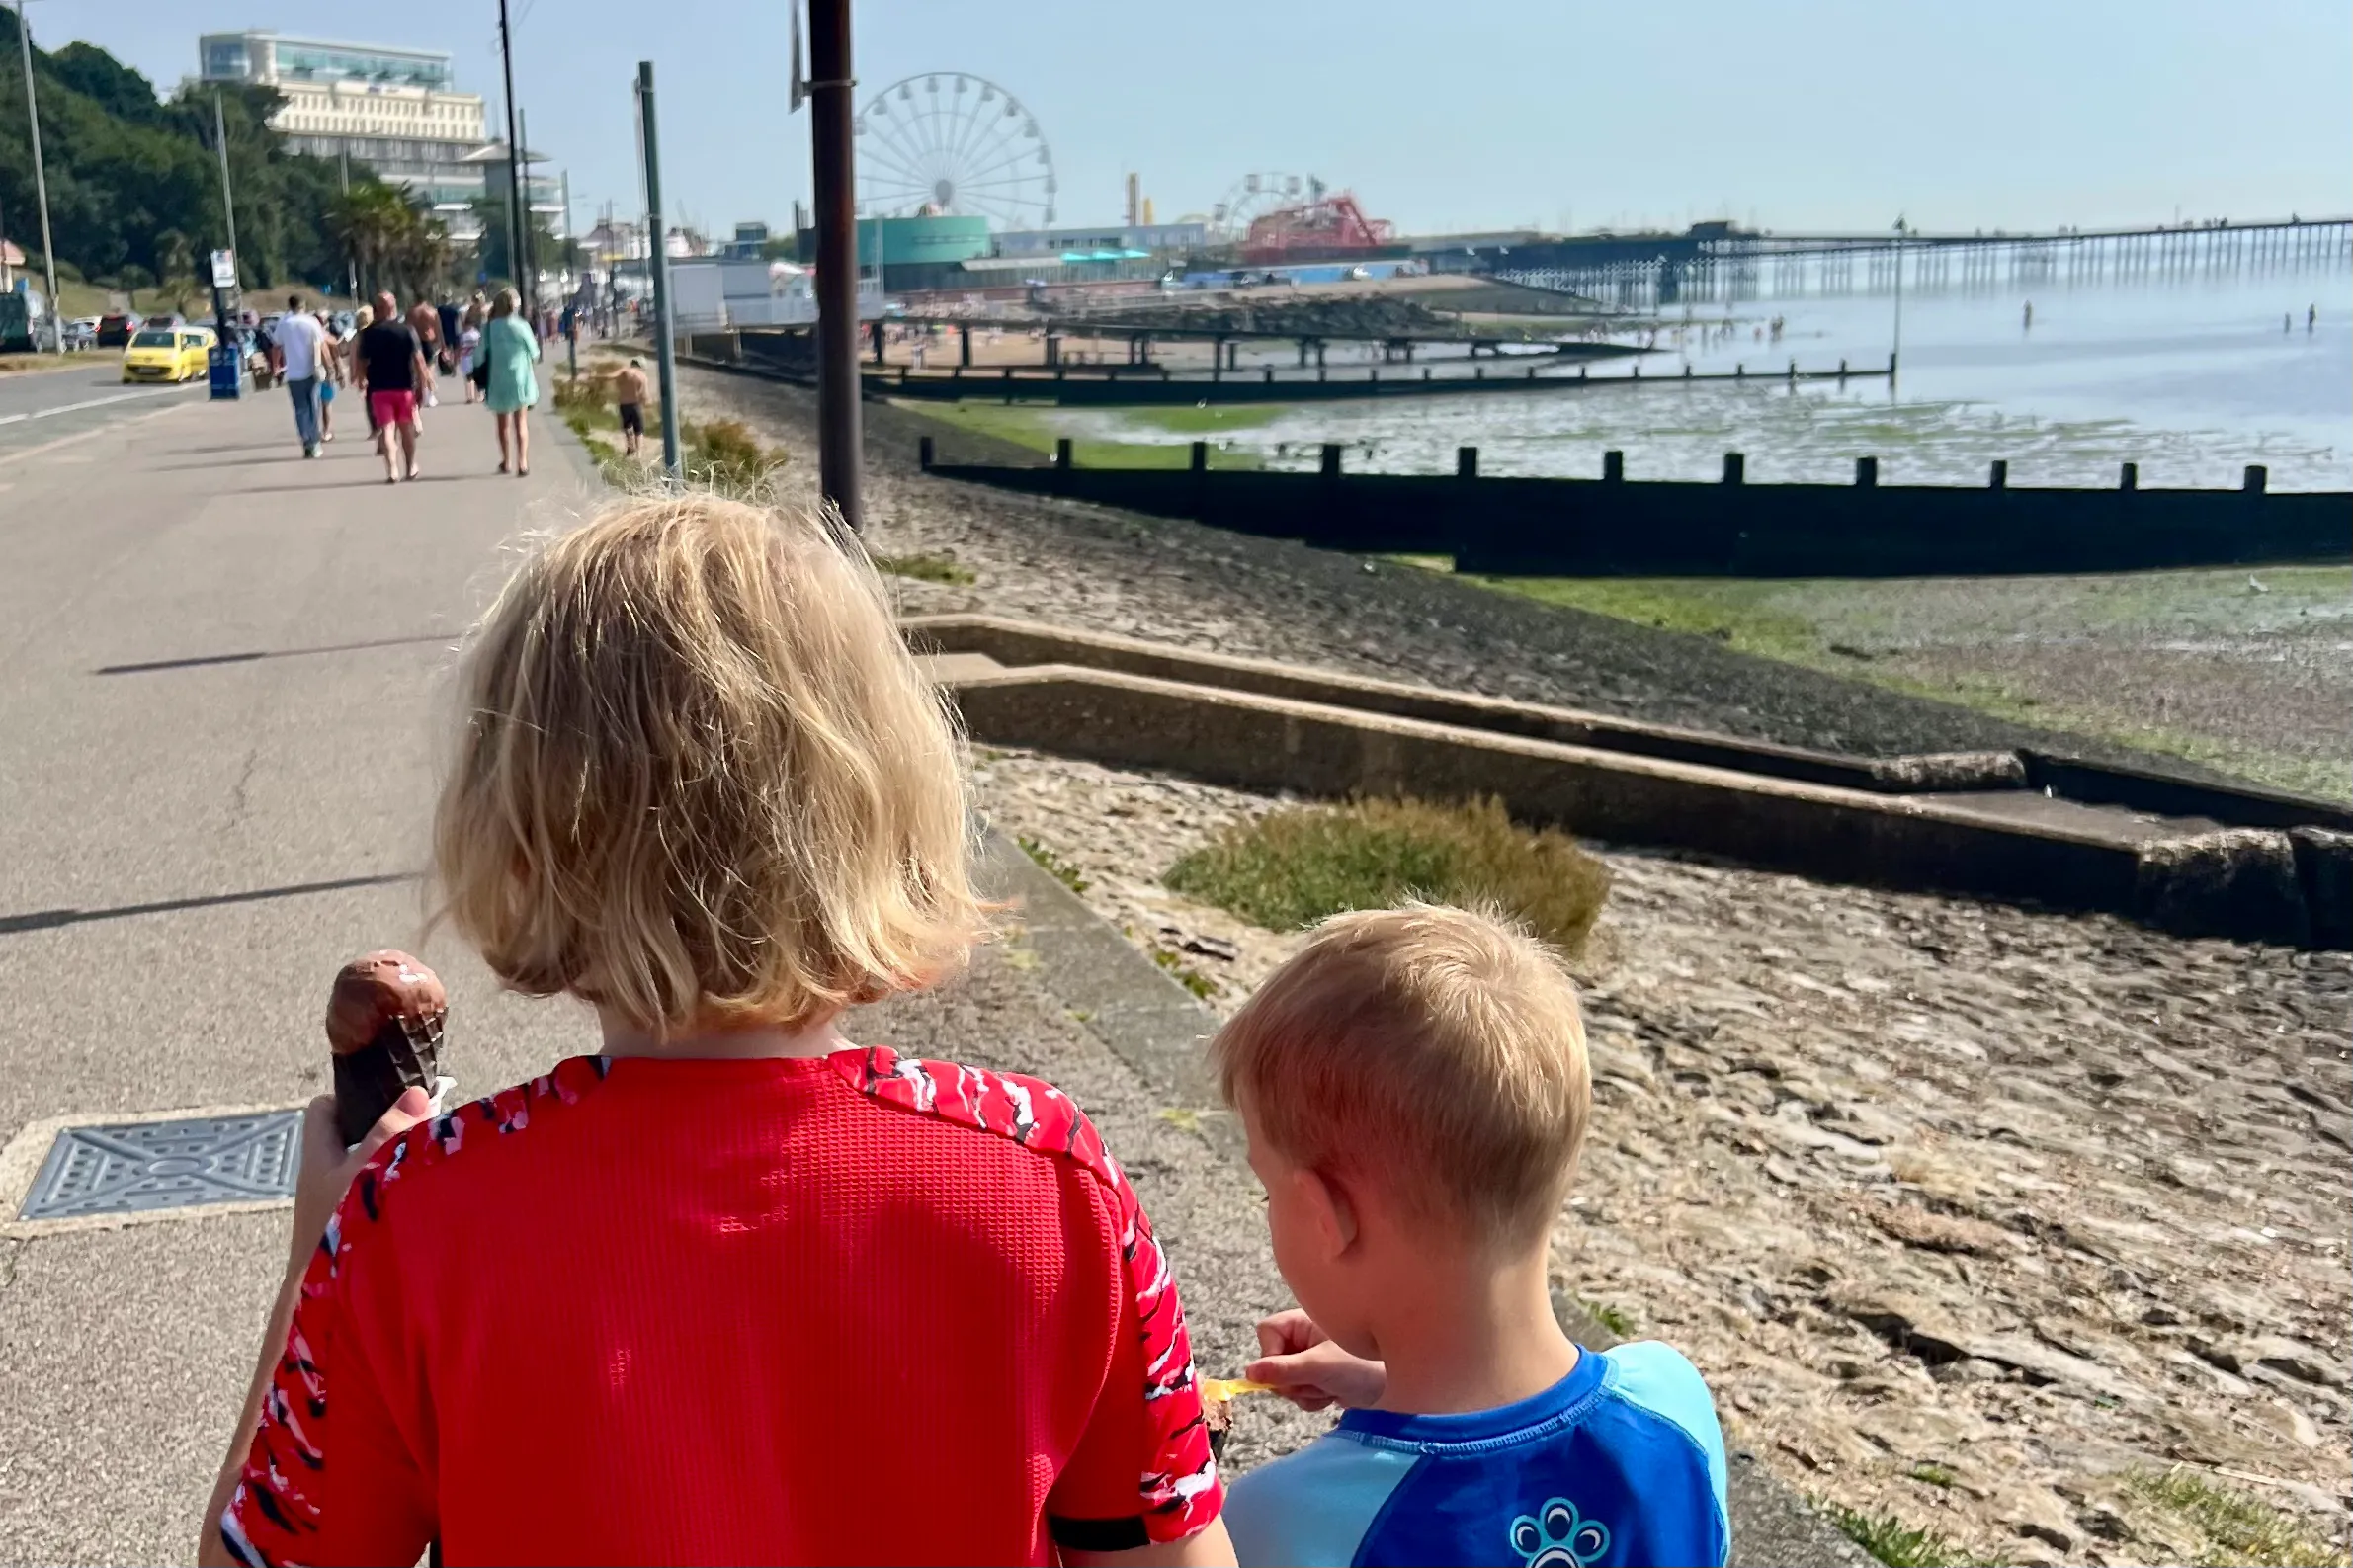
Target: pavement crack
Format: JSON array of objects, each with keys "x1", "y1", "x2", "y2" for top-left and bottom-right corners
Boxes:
[{"x1": 224, "y1": 744, "x2": 261, "y2": 832}]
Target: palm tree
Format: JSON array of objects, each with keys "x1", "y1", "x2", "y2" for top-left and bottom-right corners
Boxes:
[{"x1": 330, "y1": 183, "x2": 411, "y2": 299}]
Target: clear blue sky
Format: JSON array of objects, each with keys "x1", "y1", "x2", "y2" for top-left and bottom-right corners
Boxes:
[{"x1": 36, "y1": 0, "x2": 2353, "y2": 238}]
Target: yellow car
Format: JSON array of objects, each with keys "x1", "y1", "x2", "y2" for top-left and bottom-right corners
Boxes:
[{"x1": 122, "y1": 326, "x2": 213, "y2": 383}]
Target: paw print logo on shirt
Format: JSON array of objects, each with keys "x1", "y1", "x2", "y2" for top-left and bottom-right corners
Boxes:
[{"x1": 1511, "y1": 1497, "x2": 1610, "y2": 1567}]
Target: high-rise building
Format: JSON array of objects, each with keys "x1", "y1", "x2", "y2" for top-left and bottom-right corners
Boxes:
[{"x1": 196, "y1": 31, "x2": 557, "y2": 238}]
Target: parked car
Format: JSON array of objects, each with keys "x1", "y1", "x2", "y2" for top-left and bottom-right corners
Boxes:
[
  {"x1": 61, "y1": 317, "x2": 99, "y2": 350},
  {"x1": 122, "y1": 326, "x2": 213, "y2": 383},
  {"x1": 95, "y1": 311, "x2": 138, "y2": 347},
  {"x1": 142, "y1": 312, "x2": 185, "y2": 330}
]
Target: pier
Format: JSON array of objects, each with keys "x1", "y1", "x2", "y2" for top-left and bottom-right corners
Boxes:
[{"x1": 1478, "y1": 215, "x2": 2353, "y2": 307}]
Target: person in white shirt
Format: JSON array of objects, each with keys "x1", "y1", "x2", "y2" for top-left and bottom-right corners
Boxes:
[{"x1": 274, "y1": 295, "x2": 330, "y2": 458}]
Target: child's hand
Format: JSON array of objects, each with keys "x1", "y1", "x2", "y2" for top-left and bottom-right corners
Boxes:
[{"x1": 1244, "y1": 1309, "x2": 1387, "y2": 1412}]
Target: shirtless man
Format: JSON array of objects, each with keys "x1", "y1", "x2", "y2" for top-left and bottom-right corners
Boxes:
[{"x1": 613, "y1": 357, "x2": 651, "y2": 458}]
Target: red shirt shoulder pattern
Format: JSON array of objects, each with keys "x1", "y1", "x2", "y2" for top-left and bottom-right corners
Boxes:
[{"x1": 828, "y1": 1045, "x2": 1222, "y2": 1541}]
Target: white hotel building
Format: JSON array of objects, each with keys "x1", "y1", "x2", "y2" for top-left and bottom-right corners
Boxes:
[{"x1": 196, "y1": 32, "x2": 559, "y2": 239}]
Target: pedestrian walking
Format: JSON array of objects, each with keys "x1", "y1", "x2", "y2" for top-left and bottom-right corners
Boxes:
[
  {"x1": 349, "y1": 306, "x2": 378, "y2": 440},
  {"x1": 406, "y1": 299, "x2": 444, "y2": 408},
  {"x1": 613, "y1": 357, "x2": 649, "y2": 458},
  {"x1": 318, "y1": 316, "x2": 342, "y2": 444},
  {"x1": 357, "y1": 291, "x2": 429, "y2": 484},
  {"x1": 273, "y1": 294, "x2": 329, "y2": 459},
  {"x1": 456, "y1": 319, "x2": 483, "y2": 405},
  {"x1": 483, "y1": 288, "x2": 543, "y2": 478},
  {"x1": 438, "y1": 298, "x2": 462, "y2": 369}
]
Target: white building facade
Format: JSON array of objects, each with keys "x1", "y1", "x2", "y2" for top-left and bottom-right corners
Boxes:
[{"x1": 197, "y1": 32, "x2": 555, "y2": 235}]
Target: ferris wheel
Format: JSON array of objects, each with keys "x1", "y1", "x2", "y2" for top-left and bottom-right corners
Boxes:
[
  {"x1": 1210, "y1": 173, "x2": 1317, "y2": 242},
  {"x1": 854, "y1": 73, "x2": 1057, "y2": 229}
]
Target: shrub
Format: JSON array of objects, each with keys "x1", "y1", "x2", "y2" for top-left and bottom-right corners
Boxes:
[
  {"x1": 683, "y1": 417, "x2": 785, "y2": 493},
  {"x1": 1819, "y1": 1505, "x2": 1979, "y2": 1568},
  {"x1": 1163, "y1": 795, "x2": 1609, "y2": 955}
]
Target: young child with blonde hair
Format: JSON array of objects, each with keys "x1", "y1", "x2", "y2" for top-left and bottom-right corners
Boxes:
[
  {"x1": 202, "y1": 494, "x2": 1233, "y2": 1568},
  {"x1": 1215, "y1": 903, "x2": 1728, "y2": 1568}
]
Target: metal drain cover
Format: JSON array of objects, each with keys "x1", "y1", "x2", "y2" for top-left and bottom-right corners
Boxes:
[{"x1": 18, "y1": 1112, "x2": 300, "y2": 1221}]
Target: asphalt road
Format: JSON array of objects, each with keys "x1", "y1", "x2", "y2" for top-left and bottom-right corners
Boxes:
[{"x1": 0, "y1": 360, "x2": 211, "y2": 458}]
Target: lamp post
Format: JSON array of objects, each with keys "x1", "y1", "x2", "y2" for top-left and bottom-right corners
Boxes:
[
  {"x1": 13, "y1": 0, "x2": 61, "y2": 350},
  {"x1": 808, "y1": 0, "x2": 863, "y2": 530}
]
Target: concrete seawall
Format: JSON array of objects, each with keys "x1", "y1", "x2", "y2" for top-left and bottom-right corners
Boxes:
[{"x1": 911, "y1": 616, "x2": 2352, "y2": 949}]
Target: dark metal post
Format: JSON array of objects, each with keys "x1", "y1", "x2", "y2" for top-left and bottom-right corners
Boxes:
[
  {"x1": 1457, "y1": 446, "x2": 1477, "y2": 478},
  {"x1": 810, "y1": 0, "x2": 863, "y2": 529},
  {"x1": 635, "y1": 63, "x2": 680, "y2": 479},
  {"x1": 497, "y1": 0, "x2": 528, "y2": 308},
  {"x1": 1723, "y1": 453, "x2": 1745, "y2": 484}
]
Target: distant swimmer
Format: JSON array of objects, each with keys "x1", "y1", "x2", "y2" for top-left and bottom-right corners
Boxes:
[{"x1": 2022, "y1": 301, "x2": 2034, "y2": 331}]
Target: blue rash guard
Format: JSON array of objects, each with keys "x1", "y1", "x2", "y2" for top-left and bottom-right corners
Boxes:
[{"x1": 1224, "y1": 1342, "x2": 1730, "y2": 1568}]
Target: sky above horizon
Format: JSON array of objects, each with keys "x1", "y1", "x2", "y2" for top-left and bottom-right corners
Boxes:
[{"x1": 25, "y1": 0, "x2": 2353, "y2": 240}]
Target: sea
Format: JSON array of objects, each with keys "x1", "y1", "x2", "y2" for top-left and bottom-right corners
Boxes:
[{"x1": 1058, "y1": 265, "x2": 2353, "y2": 492}]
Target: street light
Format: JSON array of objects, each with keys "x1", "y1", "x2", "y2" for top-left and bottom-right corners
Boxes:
[{"x1": 13, "y1": 0, "x2": 62, "y2": 351}]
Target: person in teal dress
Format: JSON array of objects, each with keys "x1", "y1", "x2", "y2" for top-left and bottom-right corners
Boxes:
[{"x1": 483, "y1": 288, "x2": 542, "y2": 477}]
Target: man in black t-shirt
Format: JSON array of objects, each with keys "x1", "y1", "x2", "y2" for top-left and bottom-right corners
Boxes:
[{"x1": 355, "y1": 291, "x2": 428, "y2": 483}]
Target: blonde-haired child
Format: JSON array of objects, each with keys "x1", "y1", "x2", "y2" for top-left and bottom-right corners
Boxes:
[
  {"x1": 203, "y1": 495, "x2": 1234, "y2": 1568},
  {"x1": 1215, "y1": 902, "x2": 1728, "y2": 1568}
]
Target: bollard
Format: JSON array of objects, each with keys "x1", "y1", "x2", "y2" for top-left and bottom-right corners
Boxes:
[
  {"x1": 1190, "y1": 441, "x2": 1208, "y2": 472},
  {"x1": 1458, "y1": 446, "x2": 1478, "y2": 479},
  {"x1": 918, "y1": 435, "x2": 934, "y2": 470},
  {"x1": 1603, "y1": 450, "x2": 1625, "y2": 483},
  {"x1": 1855, "y1": 456, "x2": 1879, "y2": 487},
  {"x1": 2244, "y1": 464, "x2": 2268, "y2": 493},
  {"x1": 1264, "y1": 367, "x2": 1275, "y2": 384},
  {"x1": 1989, "y1": 459, "x2": 2008, "y2": 489},
  {"x1": 1723, "y1": 453, "x2": 1745, "y2": 484},
  {"x1": 1054, "y1": 438, "x2": 1073, "y2": 471},
  {"x1": 2119, "y1": 461, "x2": 2139, "y2": 491},
  {"x1": 1320, "y1": 443, "x2": 1343, "y2": 477}
]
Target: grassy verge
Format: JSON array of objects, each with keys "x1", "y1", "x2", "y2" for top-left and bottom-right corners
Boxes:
[
  {"x1": 901, "y1": 399, "x2": 1265, "y2": 470},
  {"x1": 876, "y1": 551, "x2": 975, "y2": 586},
  {"x1": 2123, "y1": 1467, "x2": 2350, "y2": 1568},
  {"x1": 1819, "y1": 1504, "x2": 1982, "y2": 1568},
  {"x1": 1164, "y1": 795, "x2": 1609, "y2": 956},
  {"x1": 555, "y1": 372, "x2": 787, "y2": 495},
  {"x1": 1425, "y1": 563, "x2": 2351, "y2": 799}
]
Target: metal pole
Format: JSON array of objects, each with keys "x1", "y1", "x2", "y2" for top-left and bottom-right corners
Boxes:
[
  {"x1": 636, "y1": 62, "x2": 680, "y2": 480},
  {"x1": 212, "y1": 90, "x2": 239, "y2": 279},
  {"x1": 809, "y1": 0, "x2": 863, "y2": 529},
  {"x1": 496, "y1": 0, "x2": 528, "y2": 310},
  {"x1": 340, "y1": 146, "x2": 358, "y2": 299},
  {"x1": 519, "y1": 107, "x2": 539, "y2": 316},
  {"x1": 15, "y1": 0, "x2": 61, "y2": 350}
]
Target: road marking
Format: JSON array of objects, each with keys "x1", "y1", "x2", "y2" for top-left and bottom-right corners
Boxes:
[
  {"x1": 0, "y1": 383, "x2": 201, "y2": 427},
  {"x1": 0, "y1": 400, "x2": 195, "y2": 462}
]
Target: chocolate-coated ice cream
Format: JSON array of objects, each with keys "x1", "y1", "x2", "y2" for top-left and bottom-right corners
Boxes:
[{"x1": 325, "y1": 950, "x2": 446, "y2": 1144}]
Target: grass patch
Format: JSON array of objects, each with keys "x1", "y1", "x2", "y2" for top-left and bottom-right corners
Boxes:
[
  {"x1": 877, "y1": 551, "x2": 976, "y2": 586},
  {"x1": 1163, "y1": 795, "x2": 1610, "y2": 956},
  {"x1": 1906, "y1": 1464, "x2": 1957, "y2": 1489},
  {"x1": 1122, "y1": 403, "x2": 1283, "y2": 435},
  {"x1": 1820, "y1": 1504, "x2": 1981, "y2": 1568},
  {"x1": 906, "y1": 399, "x2": 1264, "y2": 470},
  {"x1": 1580, "y1": 1298, "x2": 1636, "y2": 1338},
  {"x1": 1018, "y1": 836, "x2": 1089, "y2": 895},
  {"x1": 2125, "y1": 1467, "x2": 2350, "y2": 1568},
  {"x1": 1149, "y1": 947, "x2": 1218, "y2": 1000}
]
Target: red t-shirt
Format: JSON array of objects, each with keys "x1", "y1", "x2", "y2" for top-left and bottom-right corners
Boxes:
[{"x1": 219, "y1": 1047, "x2": 1223, "y2": 1565}]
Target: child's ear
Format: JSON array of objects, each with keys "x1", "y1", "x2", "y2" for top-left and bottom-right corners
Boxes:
[{"x1": 1295, "y1": 1165, "x2": 1359, "y2": 1258}]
